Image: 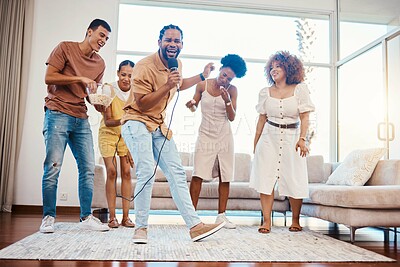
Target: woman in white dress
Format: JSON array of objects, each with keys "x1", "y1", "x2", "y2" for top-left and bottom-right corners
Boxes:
[
  {"x1": 250, "y1": 51, "x2": 315, "y2": 234},
  {"x1": 186, "y1": 54, "x2": 247, "y2": 229}
]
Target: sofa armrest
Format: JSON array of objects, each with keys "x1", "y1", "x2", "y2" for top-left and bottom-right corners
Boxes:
[{"x1": 92, "y1": 164, "x2": 108, "y2": 209}]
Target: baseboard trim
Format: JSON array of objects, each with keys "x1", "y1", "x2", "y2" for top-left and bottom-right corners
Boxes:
[{"x1": 11, "y1": 205, "x2": 80, "y2": 215}]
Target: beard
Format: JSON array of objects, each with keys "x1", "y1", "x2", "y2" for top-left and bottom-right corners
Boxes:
[{"x1": 160, "y1": 46, "x2": 181, "y2": 61}]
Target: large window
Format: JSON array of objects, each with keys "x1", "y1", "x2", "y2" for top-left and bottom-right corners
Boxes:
[
  {"x1": 339, "y1": 0, "x2": 399, "y2": 60},
  {"x1": 117, "y1": 3, "x2": 331, "y2": 158},
  {"x1": 340, "y1": 22, "x2": 387, "y2": 59},
  {"x1": 337, "y1": 0, "x2": 400, "y2": 160},
  {"x1": 337, "y1": 46, "x2": 384, "y2": 160}
]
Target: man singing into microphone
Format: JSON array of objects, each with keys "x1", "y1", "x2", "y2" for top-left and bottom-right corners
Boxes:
[{"x1": 121, "y1": 24, "x2": 225, "y2": 244}]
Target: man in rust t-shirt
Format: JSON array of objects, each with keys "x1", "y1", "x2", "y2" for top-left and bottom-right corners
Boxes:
[{"x1": 40, "y1": 19, "x2": 111, "y2": 234}]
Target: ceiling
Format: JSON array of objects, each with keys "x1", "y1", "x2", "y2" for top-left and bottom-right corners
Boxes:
[
  {"x1": 134, "y1": 0, "x2": 400, "y2": 25},
  {"x1": 340, "y1": 0, "x2": 400, "y2": 25}
]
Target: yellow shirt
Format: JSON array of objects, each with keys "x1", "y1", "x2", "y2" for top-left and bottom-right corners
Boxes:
[
  {"x1": 98, "y1": 86, "x2": 125, "y2": 137},
  {"x1": 121, "y1": 52, "x2": 181, "y2": 140},
  {"x1": 98, "y1": 82, "x2": 129, "y2": 157}
]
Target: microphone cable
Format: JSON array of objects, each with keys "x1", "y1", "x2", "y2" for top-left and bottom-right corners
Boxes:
[{"x1": 111, "y1": 89, "x2": 180, "y2": 202}]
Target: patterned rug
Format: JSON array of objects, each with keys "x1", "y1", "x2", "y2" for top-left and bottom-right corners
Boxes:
[{"x1": 0, "y1": 223, "x2": 394, "y2": 262}]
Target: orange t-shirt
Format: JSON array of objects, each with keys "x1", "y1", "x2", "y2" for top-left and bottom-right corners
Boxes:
[{"x1": 44, "y1": 41, "x2": 105, "y2": 118}]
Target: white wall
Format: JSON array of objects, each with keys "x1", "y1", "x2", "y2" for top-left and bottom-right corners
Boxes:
[{"x1": 14, "y1": 0, "x2": 335, "y2": 207}]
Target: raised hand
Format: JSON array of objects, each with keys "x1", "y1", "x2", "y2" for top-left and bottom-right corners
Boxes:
[
  {"x1": 220, "y1": 87, "x2": 231, "y2": 103},
  {"x1": 202, "y1": 62, "x2": 215, "y2": 79}
]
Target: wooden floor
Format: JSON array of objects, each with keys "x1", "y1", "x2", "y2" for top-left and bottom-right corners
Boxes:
[{"x1": 0, "y1": 210, "x2": 398, "y2": 267}]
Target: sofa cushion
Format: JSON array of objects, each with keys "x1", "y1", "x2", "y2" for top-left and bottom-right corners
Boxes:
[
  {"x1": 306, "y1": 155, "x2": 325, "y2": 183},
  {"x1": 150, "y1": 181, "x2": 286, "y2": 200},
  {"x1": 325, "y1": 148, "x2": 386, "y2": 186},
  {"x1": 234, "y1": 153, "x2": 252, "y2": 182},
  {"x1": 367, "y1": 159, "x2": 400, "y2": 186},
  {"x1": 188, "y1": 152, "x2": 252, "y2": 182},
  {"x1": 198, "y1": 182, "x2": 262, "y2": 199},
  {"x1": 304, "y1": 183, "x2": 400, "y2": 209},
  {"x1": 154, "y1": 168, "x2": 166, "y2": 181}
]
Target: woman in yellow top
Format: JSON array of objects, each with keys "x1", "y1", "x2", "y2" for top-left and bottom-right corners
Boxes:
[{"x1": 98, "y1": 60, "x2": 135, "y2": 228}]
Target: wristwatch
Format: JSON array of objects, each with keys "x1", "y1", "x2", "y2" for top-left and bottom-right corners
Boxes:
[{"x1": 225, "y1": 102, "x2": 232, "y2": 106}]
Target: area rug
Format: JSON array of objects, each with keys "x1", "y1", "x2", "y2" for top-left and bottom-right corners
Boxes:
[{"x1": 0, "y1": 223, "x2": 394, "y2": 262}]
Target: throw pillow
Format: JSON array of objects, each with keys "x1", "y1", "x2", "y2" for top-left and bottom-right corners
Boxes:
[{"x1": 325, "y1": 148, "x2": 386, "y2": 186}]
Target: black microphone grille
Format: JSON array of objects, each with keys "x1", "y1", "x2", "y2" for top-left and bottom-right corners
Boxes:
[{"x1": 167, "y1": 58, "x2": 178, "y2": 70}]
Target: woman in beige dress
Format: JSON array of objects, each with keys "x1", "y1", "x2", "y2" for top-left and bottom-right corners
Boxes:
[
  {"x1": 187, "y1": 54, "x2": 247, "y2": 229},
  {"x1": 250, "y1": 51, "x2": 315, "y2": 233}
]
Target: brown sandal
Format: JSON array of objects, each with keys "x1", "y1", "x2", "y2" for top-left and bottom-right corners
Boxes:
[
  {"x1": 289, "y1": 226, "x2": 303, "y2": 232},
  {"x1": 258, "y1": 223, "x2": 271, "y2": 234},
  {"x1": 121, "y1": 217, "x2": 135, "y2": 228},
  {"x1": 108, "y1": 217, "x2": 119, "y2": 228},
  {"x1": 258, "y1": 227, "x2": 270, "y2": 234}
]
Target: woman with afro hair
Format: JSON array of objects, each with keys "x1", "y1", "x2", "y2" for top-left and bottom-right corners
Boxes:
[{"x1": 187, "y1": 54, "x2": 247, "y2": 229}]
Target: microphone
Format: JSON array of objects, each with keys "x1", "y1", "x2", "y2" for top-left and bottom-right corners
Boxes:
[{"x1": 167, "y1": 57, "x2": 179, "y2": 90}]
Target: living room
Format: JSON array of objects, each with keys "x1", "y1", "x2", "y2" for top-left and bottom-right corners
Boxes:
[{"x1": 1, "y1": 0, "x2": 400, "y2": 266}]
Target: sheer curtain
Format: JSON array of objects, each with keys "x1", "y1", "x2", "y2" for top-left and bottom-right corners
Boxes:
[{"x1": 0, "y1": 0, "x2": 33, "y2": 212}]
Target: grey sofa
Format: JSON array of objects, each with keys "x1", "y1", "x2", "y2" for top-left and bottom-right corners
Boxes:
[
  {"x1": 301, "y1": 156, "x2": 400, "y2": 242},
  {"x1": 92, "y1": 152, "x2": 289, "y2": 218},
  {"x1": 92, "y1": 153, "x2": 400, "y2": 242}
]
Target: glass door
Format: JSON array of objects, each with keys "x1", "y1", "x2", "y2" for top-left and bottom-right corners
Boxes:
[
  {"x1": 387, "y1": 34, "x2": 400, "y2": 159},
  {"x1": 337, "y1": 46, "x2": 385, "y2": 160},
  {"x1": 338, "y1": 30, "x2": 400, "y2": 161}
]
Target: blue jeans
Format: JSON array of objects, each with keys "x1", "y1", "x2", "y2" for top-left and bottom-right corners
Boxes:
[
  {"x1": 122, "y1": 120, "x2": 201, "y2": 229},
  {"x1": 42, "y1": 109, "x2": 95, "y2": 219}
]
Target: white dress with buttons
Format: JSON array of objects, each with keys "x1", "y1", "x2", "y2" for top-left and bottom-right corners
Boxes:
[{"x1": 249, "y1": 83, "x2": 315, "y2": 198}]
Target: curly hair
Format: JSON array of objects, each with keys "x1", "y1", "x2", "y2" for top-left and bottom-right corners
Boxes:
[
  {"x1": 221, "y1": 54, "x2": 247, "y2": 78},
  {"x1": 264, "y1": 51, "x2": 304, "y2": 85}
]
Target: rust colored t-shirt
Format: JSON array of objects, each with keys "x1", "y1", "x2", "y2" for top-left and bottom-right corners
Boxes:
[
  {"x1": 121, "y1": 52, "x2": 181, "y2": 140},
  {"x1": 44, "y1": 41, "x2": 105, "y2": 118}
]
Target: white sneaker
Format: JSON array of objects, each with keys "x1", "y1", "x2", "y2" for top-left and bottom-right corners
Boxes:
[
  {"x1": 215, "y1": 213, "x2": 236, "y2": 229},
  {"x1": 40, "y1": 215, "x2": 55, "y2": 233},
  {"x1": 80, "y1": 214, "x2": 109, "y2": 231}
]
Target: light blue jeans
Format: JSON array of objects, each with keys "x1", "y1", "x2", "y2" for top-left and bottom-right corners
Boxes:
[
  {"x1": 122, "y1": 120, "x2": 201, "y2": 229},
  {"x1": 42, "y1": 109, "x2": 95, "y2": 219}
]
